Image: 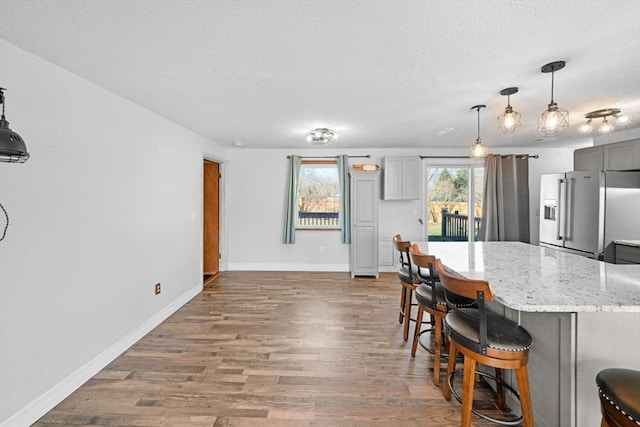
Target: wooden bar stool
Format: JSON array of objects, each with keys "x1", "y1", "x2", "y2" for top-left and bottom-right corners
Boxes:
[
  {"x1": 596, "y1": 368, "x2": 640, "y2": 427},
  {"x1": 393, "y1": 234, "x2": 417, "y2": 341},
  {"x1": 409, "y1": 245, "x2": 447, "y2": 385},
  {"x1": 435, "y1": 259, "x2": 534, "y2": 427},
  {"x1": 410, "y1": 244, "x2": 476, "y2": 386}
]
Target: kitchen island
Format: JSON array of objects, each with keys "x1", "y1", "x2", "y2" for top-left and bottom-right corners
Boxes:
[{"x1": 416, "y1": 241, "x2": 640, "y2": 427}]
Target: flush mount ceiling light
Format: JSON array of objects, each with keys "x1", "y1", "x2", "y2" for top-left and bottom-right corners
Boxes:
[
  {"x1": 578, "y1": 108, "x2": 632, "y2": 135},
  {"x1": 0, "y1": 87, "x2": 29, "y2": 163},
  {"x1": 538, "y1": 61, "x2": 570, "y2": 137},
  {"x1": 469, "y1": 105, "x2": 489, "y2": 161},
  {"x1": 497, "y1": 87, "x2": 521, "y2": 134},
  {"x1": 305, "y1": 128, "x2": 337, "y2": 145}
]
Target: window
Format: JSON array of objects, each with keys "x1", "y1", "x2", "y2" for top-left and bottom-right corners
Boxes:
[
  {"x1": 296, "y1": 160, "x2": 340, "y2": 229},
  {"x1": 424, "y1": 164, "x2": 484, "y2": 241}
]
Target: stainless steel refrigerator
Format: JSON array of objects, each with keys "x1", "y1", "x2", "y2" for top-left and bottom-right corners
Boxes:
[{"x1": 539, "y1": 170, "x2": 640, "y2": 262}]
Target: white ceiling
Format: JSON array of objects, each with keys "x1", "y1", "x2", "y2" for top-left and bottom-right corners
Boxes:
[{"x1": 1, "y1": 0, "x2": 640, "y2": 151}]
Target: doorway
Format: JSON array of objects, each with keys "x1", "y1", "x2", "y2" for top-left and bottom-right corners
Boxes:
[
  {"x1": 424, "y1": 165, "x2": 484, "y2": 241},
  {"x1": 203, "y1": 160, "x2": 220, "y2": 285}
]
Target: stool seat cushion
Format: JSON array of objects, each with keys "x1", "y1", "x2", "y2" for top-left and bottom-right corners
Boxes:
[
  {"x1": 596, "y1": 368, "x2": 640, "y2": 425},
  {"x1": 397, "y1": 266, "x2": 413, "y2": 284},
  {"x1": 415, "y1": 283, "x2": 446, "y2": 309},
  {"x1": 445, "y1": 309, "x2": 532, "y2": 354}
]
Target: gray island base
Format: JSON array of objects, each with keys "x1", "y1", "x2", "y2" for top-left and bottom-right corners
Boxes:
[{"x1": 417, "y1": 241, "x2": 640, "y2": 427}]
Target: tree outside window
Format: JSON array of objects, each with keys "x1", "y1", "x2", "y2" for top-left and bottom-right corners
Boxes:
[{"x1": 297, "y1": 161, "x2": 340, "y2": 228}]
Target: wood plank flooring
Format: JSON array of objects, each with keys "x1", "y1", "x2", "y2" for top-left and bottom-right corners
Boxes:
[{"x1": 34, "y1": 271, "x2": 509, "y2": 426}]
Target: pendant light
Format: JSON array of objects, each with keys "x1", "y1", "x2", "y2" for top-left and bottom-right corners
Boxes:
[
  {"x1": 497, "y1": 87, "x2": 521, "y2": 133},
  {"x1": 0, "y1": 88, "x2": 29, "y2": 163},
  {"x1": 470, "y1": 105, "x2": 488, "y2": 161},
  {"x1": 538, "y1": 61, "x2": 569, "y2": 136}
]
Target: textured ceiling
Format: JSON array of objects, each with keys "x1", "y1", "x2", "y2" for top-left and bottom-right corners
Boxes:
[{"x1": 1, "y1": 0, "x2": 639, "y2": 150}]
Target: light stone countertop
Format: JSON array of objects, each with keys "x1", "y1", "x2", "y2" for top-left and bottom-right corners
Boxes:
[
  {"x1": 614, "y1": 240, "x2": 640, "y2": 247},
  {"x1": 416, "y1": 241, "x2": 640, "y2": 313}
]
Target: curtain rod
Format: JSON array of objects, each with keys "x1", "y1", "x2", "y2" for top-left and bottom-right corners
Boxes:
[
  {"x1": 419, "y1": 154, "x2": 538, "y2": 159},
  {"x1": 286, "y1": 154, "x2": 371, "y2": 159}
]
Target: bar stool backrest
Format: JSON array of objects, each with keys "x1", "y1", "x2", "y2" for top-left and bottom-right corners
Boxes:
[
  {"x1": 393, "y1": 234, "x2": 413, "y2": 276},
  {"x1": 435, "y1": 258, "x2": 495, "y2": 354},
  {"x1": 409, "y1": 243, "x2": 436, "y2": 284}
]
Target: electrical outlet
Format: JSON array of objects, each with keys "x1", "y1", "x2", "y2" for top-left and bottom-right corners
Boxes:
[
  {"x1": 319, "y1": 246, "x2": 325, "y2": 254},
  {"x1": 155, "y1": 283, "x2": 161, "y2": 295}
]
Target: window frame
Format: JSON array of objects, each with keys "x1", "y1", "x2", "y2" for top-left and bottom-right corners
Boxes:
[{"x1": 295, "y1": 159, "x2": 341, "y2": 231}]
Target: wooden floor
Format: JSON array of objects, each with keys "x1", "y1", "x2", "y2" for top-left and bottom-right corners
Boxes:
[{"x1": 35, "y1": 271, "x2": 510, "y2": 427}]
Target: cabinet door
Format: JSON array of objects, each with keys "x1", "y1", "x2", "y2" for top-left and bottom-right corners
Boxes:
[
  {"x1": 573, "y1": 146, "x2": 604, "y2": 171},
  {"x1": 382, "y1": 157, "x2": 402, "y2": 200},
  {"x1": 353, "y1": 176, "x2": 377, "y2": 225},
  {"x1": 604, "y1": 139, "x2": 640, "y2": 171},
  {"x1": 401, "y1": 157, "x2": 421, "y2": 200},
  {"x1": 353, "y1": 226, "x2": 377, "y2": 272}
]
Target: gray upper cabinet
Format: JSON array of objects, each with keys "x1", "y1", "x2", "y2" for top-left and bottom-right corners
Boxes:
[
  {"x1": 574, "y1": 146, "x2": 604, "y2": 171},
  {"x1": 604, "y1": 139, "x2": 640, "y2": 170},
  {"x1": 574, "y1": 139, "x2": 640, "y2": 171},
  {"x1": 382, "y1": 156, "x2": 420, "y2": 200}
]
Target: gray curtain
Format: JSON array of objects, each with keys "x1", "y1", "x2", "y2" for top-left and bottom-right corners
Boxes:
[
  {"x1": 336, "y1": 154, "x2": 350, "y2": 244},
  {"x1": 478, "y1": 154, "x2": 530, "y2": 242},
  {"x1": 282, "y1": 155, "x2": 301, "y2": 244}
]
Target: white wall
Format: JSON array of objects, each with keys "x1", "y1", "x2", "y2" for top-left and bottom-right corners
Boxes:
[
  {"x1": 226, "y1": 146, "x2": 575, "y2": 270},
  {"x1": 0, "y1": 41, "x2": 227, "y2": 426}
]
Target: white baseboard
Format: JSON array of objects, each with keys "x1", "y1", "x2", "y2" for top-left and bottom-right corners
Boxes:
[
  {"x1": 0, "y1": 283, "x2": 202, "y2": 427},
  {"x1": 228, "y1": 263, "x2": 397, "y2": 273},
  {"x1": 228, "y1": 263, "x2": 350, "y2": 272}
]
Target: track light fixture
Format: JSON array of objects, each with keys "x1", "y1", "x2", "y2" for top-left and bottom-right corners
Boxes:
[
  {"x1": 538, "y1": 61, "x2": 569, "y2": 136},
  {"x1": 578, "y1": 108, "x2": 631, "y2": 135}
]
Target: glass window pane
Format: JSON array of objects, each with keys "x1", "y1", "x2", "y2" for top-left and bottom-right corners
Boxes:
[{"x1": 297, "y1": 163, "x2": 339, "y2": 227}]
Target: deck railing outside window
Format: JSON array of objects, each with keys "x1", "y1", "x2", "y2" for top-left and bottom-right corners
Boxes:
[
  {"x1": 298, "y1": 212, "x2": 339, "y2": 227},
  {"x1": 441, "y1": 208, "x2": 481, "y2": 241}
]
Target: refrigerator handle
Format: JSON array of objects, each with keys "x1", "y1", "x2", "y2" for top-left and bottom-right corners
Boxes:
[
  {"x1": 557, "y1": 179, "x2": 564, "y2": 240},
  {"x1": 564, "y1": 177, "x2": 571, "y2": 242}
]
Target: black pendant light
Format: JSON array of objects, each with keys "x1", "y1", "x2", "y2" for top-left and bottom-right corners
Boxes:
[
  {"x1": 0, "y1": 88, "x2": 30, "y2": 163},
  {"x1": 538, "y1": 61, "x2": 569, "y2": 136}
]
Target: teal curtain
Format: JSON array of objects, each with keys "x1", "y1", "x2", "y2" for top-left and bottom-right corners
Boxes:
[
  {"x1": 337, "y1": 154, "x2": 351, "y2": 244},
  {"x1": 283, "y1": 155, "x2": 301, "y2": 244}
]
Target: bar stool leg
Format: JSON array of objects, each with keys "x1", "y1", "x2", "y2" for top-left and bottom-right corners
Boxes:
[
  {"x1": 432, "y1": 313, "x2": 443, "y2": 386},
  {"x1": 444, "y1": 338, "x2": 458, "y2": 401},
  {"x1": 495, "y1": 368, "x2": 505, "y2": 411},
  {"x1": 399, "y1": 287, "x2": 406, "y2": 323},
  {"x1": 515, "y1": 365, "x2": 534, "y2": 427},
  {"x1": 403, "y1": 288, "x2": 413, "y2": 341},
  {"x1": 411, "y1": 305, "x2": 424, "y2": 356},
  {"x1": 461, "y1": 356, "x2": 477, "y2": 427}
]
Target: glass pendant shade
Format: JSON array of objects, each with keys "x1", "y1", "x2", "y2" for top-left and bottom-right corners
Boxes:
[
  {"x1": 497, "y1": 87, "x2": 521, "y2": 133},
  {"x1": 470, "y1": 138, "x2": 489, "y2": 161},
  {"x1": 615, "y1": 114, "x2": 631, "y2": 125},
  {"x1": 599, "y1": 118, "x2": 614, "y2": 134},
  {"x1": 578, "y1": 119, "x2": 593, "y2": 134},
  {"x1": 538, "y1": 102, "x2": 570, "y2": 136},
  {"x1": 498, "y1": 106, "x2": 521, "y2": 133}
]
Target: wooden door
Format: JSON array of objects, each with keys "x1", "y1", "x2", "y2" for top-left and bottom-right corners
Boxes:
[{"x1": 203, "y1": 160, "x2": 220, "y2": 276}]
